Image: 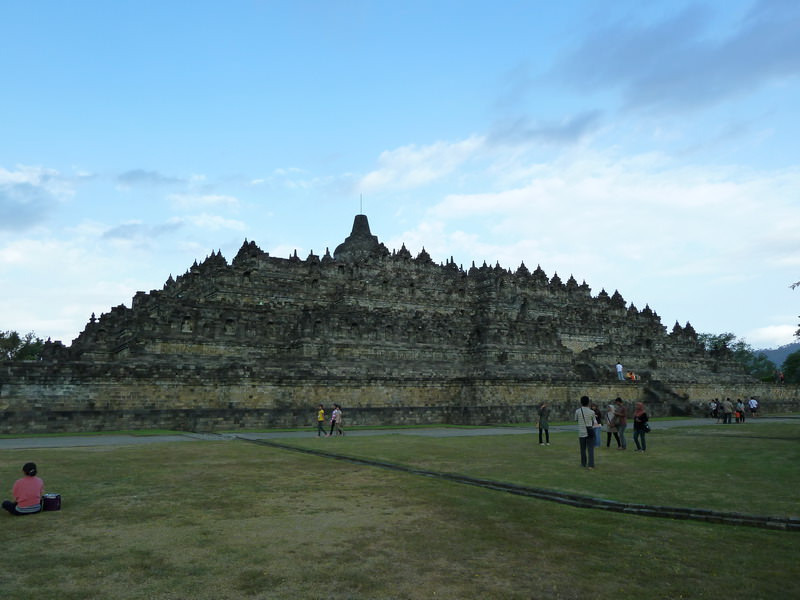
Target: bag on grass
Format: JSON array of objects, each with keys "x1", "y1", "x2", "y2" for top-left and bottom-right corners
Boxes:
[{"x1": 42, "y1": 493, "x2": 61, "y2": 511}]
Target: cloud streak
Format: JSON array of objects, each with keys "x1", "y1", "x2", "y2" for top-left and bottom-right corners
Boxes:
[
  {"x1": 488, "y1": 111, "x2": 603, "y2": 146},
  {"x1": 117, "y1": 169, "x2": 184, "y2": 187},
  {"x1": 102, "y1": 221, "x2": 184, "y2": 241},
  {"x1": 553, "y1": 0, "x2": 800, "y2": 113},
  {"x1": 0, "y1": 166, "x2": 73, "y2": 231}
]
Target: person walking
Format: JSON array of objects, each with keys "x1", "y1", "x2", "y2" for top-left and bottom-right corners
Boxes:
[
  {"x1": 328, "y1": 404, "x2": 338, "y2": 436},
  {"x1": 614, "y1": 397, "x2": 628, "y2": 450},
  {"x1": 316, "y1": 404, "x2": 327, "y2": 437},
  {"x1": 633, "y1": 402, "x2": 649, "y2": 452},
  {"x1": 537, "y1": 402, "x2": 550, "y2": 445},
  {"x1": 575, "y1": 396, "x2": 598, "y2": 469},
  {"x1": 334, "y1": 405, "x2": 345, "y2": 436},
  {"x1": 748, "y1": 396, "x2": 759, "y2": 417}
]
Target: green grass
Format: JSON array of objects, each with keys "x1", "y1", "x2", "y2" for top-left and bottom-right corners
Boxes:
[
  {"x1": 0, "y1": 429, "x2": 183, "y2": 439},
  {"x1": 282, "y1": 420, "x2": 800, "y2": 517},
  {"x1": 0, "y1": 421, "x2": 798, "y2": 599}
]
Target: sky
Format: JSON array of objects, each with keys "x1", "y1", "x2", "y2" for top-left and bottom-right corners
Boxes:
[{"x1": 1, "y1": 0, "x2": 799, "y2": 350}]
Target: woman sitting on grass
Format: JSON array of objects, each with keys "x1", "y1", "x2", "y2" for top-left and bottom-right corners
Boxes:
[{"x1": 2, "y1": 462, "x2": 44, "y2": 516}]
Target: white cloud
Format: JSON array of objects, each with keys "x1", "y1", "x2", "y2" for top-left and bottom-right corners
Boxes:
[
  {"x1": 180, "y1": 214, "x2": 246, "y2": 231},
  {"x1": 745, "y1": 324, "x2": 797, "y2": 348},
  {"x1": 168, "y1": 193, "x2": 239, "y2": 209},
  {"x1": 0, "y1": 165, "x2": 61, "y2": 186},
  {"x1": 373, "y1": 142, "x2": 800, "y2": 348},
  {"x1": 359, "y1": 136, "x2": 485, "y2": 193},
  {"x1": 0, "y1": 236, "x2": 140, "y2": 342}
]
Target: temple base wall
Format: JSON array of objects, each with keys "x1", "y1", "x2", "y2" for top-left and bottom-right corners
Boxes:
[{"x1": 1, "y1": 376, "x2": 797, "y2": 434}]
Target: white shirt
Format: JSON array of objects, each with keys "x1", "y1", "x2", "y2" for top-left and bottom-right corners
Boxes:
[{"x1": 575, "y1": 407, "x2": 597, "y2": 437}]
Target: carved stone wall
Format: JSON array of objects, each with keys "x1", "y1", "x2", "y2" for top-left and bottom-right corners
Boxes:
[{"x1": 1, "y1": 214, "x2": 784, "y2": 434}]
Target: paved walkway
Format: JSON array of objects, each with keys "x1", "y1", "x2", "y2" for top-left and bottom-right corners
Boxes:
[{"x1": 0, "y1": 417, "x2": 793, "y2": 450}]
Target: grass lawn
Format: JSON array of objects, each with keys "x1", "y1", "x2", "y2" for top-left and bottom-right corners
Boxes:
[{"x1": 0, "y1": 420, "x2": 797, "y2": 599}]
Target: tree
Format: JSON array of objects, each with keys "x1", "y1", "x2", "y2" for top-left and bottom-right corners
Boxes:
[
  {"x1": 742, "y1": 350, "x2": 779, "y2": 381},
  {"x1": 698, "y1": 332, "x2": 776, "y2": 381},
  {"x1": 0, "y1": 330, "x2": 45, "y2": 361},
  {"x1": 697, "y1": 332, "x2": 737, "y2": 356},
  {"x1": 782, "y1": 351, "x2": 800, "y2": 384}
]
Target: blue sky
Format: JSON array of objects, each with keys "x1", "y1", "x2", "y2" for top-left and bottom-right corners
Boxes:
[{"x1": 1, "y1": 0, "x2": 799, "y2": 349}]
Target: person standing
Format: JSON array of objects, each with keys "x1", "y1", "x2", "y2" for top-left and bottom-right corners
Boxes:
[
  {"x1": 316, "y1": 404, "x2": 327, "y2": 437},
  {"x1": 605, "y1": 404, "x2": 621, "y2": 448},
  {"x1": 616, "y1": 361, "x2": 624, "y2": 381},
  {"x1": 537, "y1": 402, "x2": 550, "y2": 445},
  {"x1": 736, "y1": 399, "x2": 746, "y2": 423},
  {"x1": 614, "y1": 397, "x2": 628, "y2": 450},
  {"x1": 2, "y1": 462, "x2": 44, "y2": 516},
  {"x1": 591, "y1": 403, "x2": 602, "y2": 448},
  {"x1": 633, "y1": 402, "x2": 649, "y2": 452},
  {"x1": 575, "y1": 396, "x2": 598, "y2": 469},
  {"x1": 722, "y1": 398, "x2": 734, "y2": 424}
]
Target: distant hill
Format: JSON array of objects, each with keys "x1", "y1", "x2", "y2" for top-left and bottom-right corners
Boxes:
[{"x1": 756, "y1": 342, "x2": 800, "y2": 368}]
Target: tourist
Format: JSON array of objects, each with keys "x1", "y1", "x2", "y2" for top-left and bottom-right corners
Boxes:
[
  {"x1": 604, "y1": 404, "x2": 621, "y2": 448},
  {"x1": 2, "y1": 462, "x2": 44, "y2": 516},
  {"x1": 748, "y1": 396, "x2": 759, "y2": 417},
  {"x1": 613, "y1": 397, "x2": 628, "y2": 450},
  {"x1": 722, "y1": 398, "x2": 734, "y2": 424},
  {"x1": 329, "y1": 405, "x2": 338, "y2": 436},
  {"x1": 590, "y1": 403, "x2": 602, "y2": 447},
  {"x1": 735, "y1": 398, "x2": 745, "y2": 423},
  {"x1": 316, "y1": 404, "x2": 327, "y2": 437},
  {"x1": 616, "y1": 361, "x2": 624, "y2": 381},
  {"x1": 334, "y1": 405, "x2": 345, "y2": 436},
  {"x1": 575, "y1": 396, "x2": 597, "y2": 469},
  {"x1": 537, "y1": 402, "x2": 550, "y2": 446},
  {"x1": 633, "y1": 402, "x2": 649, "y2": 452}
]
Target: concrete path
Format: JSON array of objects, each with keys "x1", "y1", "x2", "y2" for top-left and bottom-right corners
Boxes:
[{"x1": 0, "y1": 417, "x2": 793, "y2": 450}]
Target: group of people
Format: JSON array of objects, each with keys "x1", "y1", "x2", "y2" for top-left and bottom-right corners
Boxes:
[
  {"x1": 537, "y1": 397, "x2": 650, "y2": 468},
  {"x1": 615, "y1": 361, "x2": 639, "y2": 381},
  {"x1": 317, "y1": 404, "x2": 345, "y2": 437},
  {"x1": 708, "y1": 397, "x2": 759, "y2": 423},
  {"x1": 2, "y1": 462, "x2": 44, "y2": 516},
  {"x1": 573, "y1": 396, "x2": 650, "y2": 468}
]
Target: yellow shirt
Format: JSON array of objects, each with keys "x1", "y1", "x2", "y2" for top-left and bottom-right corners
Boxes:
[{"x1": 317, "y1": 409, "x2": 325, "y2": 422}]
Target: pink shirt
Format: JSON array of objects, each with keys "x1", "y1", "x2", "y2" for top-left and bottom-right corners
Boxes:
[{"x1": 13, "y1": 476, "x2": 44, "y2": 508}]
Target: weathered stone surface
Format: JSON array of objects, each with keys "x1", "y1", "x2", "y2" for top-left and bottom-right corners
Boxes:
[{"x1": 1, "y1": 214, "x2": 795, "y2": 433}]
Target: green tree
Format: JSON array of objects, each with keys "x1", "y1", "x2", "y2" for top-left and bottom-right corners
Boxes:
[
  {"x1": 0, "y1": 330, "x2": 45, "y2": 361},
  {"x1": 698, "y1": 332, "x2": 776, "y2": 381},
  {"x1": 697, "y1": 332, "x2": 737, "y2": 356},
  {"x1": 782, "y1": 351, "x2": 800, "y2": 384},
  {"x1": 741, "y1": 350, "x2": 778, "y2": 381}
]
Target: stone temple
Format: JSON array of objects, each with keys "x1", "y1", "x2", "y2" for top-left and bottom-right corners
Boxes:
[{"x1": 0, "y1": 215, "x2": 793, "y2": 433}]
